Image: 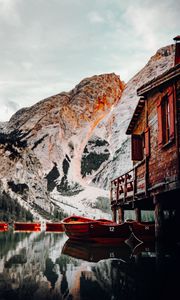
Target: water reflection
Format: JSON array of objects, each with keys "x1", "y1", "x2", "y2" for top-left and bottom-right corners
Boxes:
[
  {"x1": 62, "y1": 239, "x2": 132, "y2": 262},
  {"x1": 0, "y1": 230, "x2": 179, "y2": 300}
]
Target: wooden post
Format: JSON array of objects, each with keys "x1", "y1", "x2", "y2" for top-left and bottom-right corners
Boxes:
[
  {"x1": 145, "y1": 100, "x2": 149, "y2": 197},
  {"x1": 135, "y1": 207, "x2": 141, "y2": 222},
  {"x1": 133, "y1": 167, "x2": 137, "y2": 201},
  {"x1": 174, "y1": 82, "x2": 180, "y2": 181},
  {"x1": 110, "y1": 181, "x2": 113, "y2": 204},
  {"x1": 118, "y1": 207, "x2": 124, "y2": 223},
  {"x1": 112, "y1": 207, "x2": 117, "y2": 223},
  {"x1": 124, "y1": 174, "x2": 127, "y2": 202},
  {"x1": 154, "y1": 202, "x2": 164, "y2": 241},
  {"x1": 116, "y1": 179, "x2": 119, "y2": 203}
]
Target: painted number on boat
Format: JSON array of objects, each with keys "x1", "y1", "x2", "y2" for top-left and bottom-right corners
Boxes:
[
  {"x1": 109, "y1": 227, "x2": 114, "y2": 232},
  {"x1": 110, "y1": 252, "x2": 115, "y2": 258}
]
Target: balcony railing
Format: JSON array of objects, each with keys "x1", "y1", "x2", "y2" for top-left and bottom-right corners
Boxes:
[
  {"x1": 110, "y1": 169, "x2": 134, "y2": 204},
  {"x1": 110, "y1": 159, "x2": 146, "y2": 205}
]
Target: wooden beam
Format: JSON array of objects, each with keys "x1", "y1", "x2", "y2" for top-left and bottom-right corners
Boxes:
[{"x1": 118, "y1": 207, "x2": 124, "y2": 224}]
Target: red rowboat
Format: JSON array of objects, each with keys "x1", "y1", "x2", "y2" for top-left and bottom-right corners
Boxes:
[
  {"x1": 0, "y1": 222, "x2": 8, "y2": 232},
  {"x1": 126, "y1": 220, "x2": 155, "y2": 241},
  {"x1": 14, "y1": 222, "x2": 41, "y2": 232},
  {"x1": 46, "y1": 222, "x2": 64, "y2": 232},
  {"x1": 62, "y1": 215, "x2": 131, "y2": 243}
]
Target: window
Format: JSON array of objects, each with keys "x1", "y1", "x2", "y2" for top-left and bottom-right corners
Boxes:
[
  {"x1": 132, "y1": 134, "x2": 143, "y2": 161},
  {"x1": 157, "y1": 86, "x2": 175, "y2": 147},
  {"x1": 132, "y1": 128, "x2": 150, "y2": 161}
]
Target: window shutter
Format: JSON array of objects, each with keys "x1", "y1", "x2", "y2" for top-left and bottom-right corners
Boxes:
[
  {"x1": 157, "y1": 98, "x2": 163, "y2": 147},
  {"x1": 145, "y1": 127, "x2": 150, "y2": 157},
  {"x1": 168, "y1": 87, "x2": 175, "y2": 140},
  {"x1": 132, "y1": 135, "x2": 143, "y2": 161}
]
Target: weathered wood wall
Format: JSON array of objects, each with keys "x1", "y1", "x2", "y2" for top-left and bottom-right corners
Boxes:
[
  {"x1": 148, "y1": 84, "x2": 178, "y2": 189},
  {"x1": 176, "y1": 79, "x2": 180, "y2": 177},
  {"x1": 133, "y1": 79, "x2": 180, "y2": 196}
]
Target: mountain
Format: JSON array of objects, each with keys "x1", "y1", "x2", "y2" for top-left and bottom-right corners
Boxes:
[
  {"x1": 0, "y1": 44, "x2": 175, "y2": 221},
  {"x1": 0, "y1": 74, "x2": 124, "y2": 220}
]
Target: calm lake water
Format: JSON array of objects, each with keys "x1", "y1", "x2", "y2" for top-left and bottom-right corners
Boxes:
[{"x1": 0, "y1": 230, "x2": 179, "y2": 300}]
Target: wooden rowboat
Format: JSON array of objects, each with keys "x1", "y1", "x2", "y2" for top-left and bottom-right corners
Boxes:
[
  {"x1": 126, "y1": 220, "x2": 155, "y2": 241},
  {"x1": 62, "y1": 215, "x2": 131, "y2": 243},
  {"x1": 0, "y1": 222, "x2": 8, "y2": 232},
  {"x1": 46, "y1": 222, "x2": 64, "y2": 232},
  {"x1": 14, "y1": 222, "x2": 41, "y2": 232}
]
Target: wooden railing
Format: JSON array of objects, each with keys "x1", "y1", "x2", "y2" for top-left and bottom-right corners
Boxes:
[
  {"x1": 110, "y1": 159, "x2": 146, "y2": 205},
  {"x1": 110, "y1": 169, "x2": 134, "y2": 204}
]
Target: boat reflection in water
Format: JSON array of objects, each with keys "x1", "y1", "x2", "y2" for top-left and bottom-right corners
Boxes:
[
  {"x1": 0, "y1": 230, "x2": 179, "y2": 300},
  {"x1": 62, "y1": 238, "x2": 132, "y2": 262}
]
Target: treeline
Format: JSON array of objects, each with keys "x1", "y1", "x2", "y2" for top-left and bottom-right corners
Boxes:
[{"x1": 0, "y1": 190, "x2": 33, "y2": 222}]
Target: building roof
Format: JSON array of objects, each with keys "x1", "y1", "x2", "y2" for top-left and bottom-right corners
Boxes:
[
  {"x1": 126, "y1": 63, "x2": 180, "y2": 135},
  {"x1": 126, "y1": 98, "x2": 145, "y2": 135},
  {"x1": 173, "y1": 35, "x2": 180, "y2": 41},
  {"x1": 137, "y1": 63, "x2": 180, "y2": 97}
]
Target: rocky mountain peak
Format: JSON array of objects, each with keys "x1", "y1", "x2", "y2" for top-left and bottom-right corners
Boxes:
[
  {"x1": 0, "y1": 73, "x2": 124, "y2": 220},
  {"x1": 7, "y1": 73, "x2": 124, "y2": 134},
  {"x1": 149, "y1": 44, "x2": 175, "y2": 62}
]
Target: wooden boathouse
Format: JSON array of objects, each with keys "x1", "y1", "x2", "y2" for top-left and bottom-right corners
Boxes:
[{"x1": 110, "y1": 36, "x2": 180, "y2": 240}]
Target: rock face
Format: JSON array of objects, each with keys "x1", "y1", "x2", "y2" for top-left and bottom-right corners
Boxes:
[
  {"x1": 0, "y1": 73, "x2": 124, "y2": 219},
  {"x1": 0, "y1": 44, "x2": 175, "y2": 220}
]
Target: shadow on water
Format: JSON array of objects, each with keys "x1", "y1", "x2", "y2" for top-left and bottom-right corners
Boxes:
[{"x1": 0, "y1": 230, "x2": 179, "y2": 300}]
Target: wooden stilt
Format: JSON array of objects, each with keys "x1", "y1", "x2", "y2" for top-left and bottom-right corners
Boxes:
[
  {"x1": 112, "y1": 207, "x2": 117, "y2": 223},
  {"x1": 154, "y1": 202, "x2": 164, "y2": 240},
  {"x1": 118, "y1": 207, "x2": 124, "y2": 224},
  {"x1": 135, "y1": 207, "x2": 141, "y2": 222}
]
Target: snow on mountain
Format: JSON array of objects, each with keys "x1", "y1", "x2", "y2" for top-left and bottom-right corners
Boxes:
[{"x1": 0, "y1": 44, "x2": 175, "y2": 221}]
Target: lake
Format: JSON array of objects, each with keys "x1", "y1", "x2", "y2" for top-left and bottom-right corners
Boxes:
[{"x1": 0, "y1": 230, "x2": 179, "y2": 300}]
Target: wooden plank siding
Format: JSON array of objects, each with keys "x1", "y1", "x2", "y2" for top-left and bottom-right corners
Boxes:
[
  {"x1": 111, "y1": 74, "x2": 180, "y2": 208},
  {"x1": 147, "y1": 84, "x2": 178, "y2": 192},
  {"x1": 177, "y1": 79, "x2": 180, "y2": 179}
]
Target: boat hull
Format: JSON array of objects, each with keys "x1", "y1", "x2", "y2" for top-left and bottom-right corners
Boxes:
[
  {"x1": 62, "y1": 216, "x2": 131, "y2": 243},
  {"x1": 127, "y1": 221, "x2": 155, "y2": 241},
  {"x1": 14, "y1": 222, "x2": 41, "y2": 232},
  {"x1": 46, "y1": 222, "x2": 64, "y2": 232},
  {"x1": 0, "y1": 223, "x2": 8, "y2": 232}
]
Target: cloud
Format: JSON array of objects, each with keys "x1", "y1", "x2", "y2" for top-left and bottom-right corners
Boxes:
[
  {"x1": 0, "y1": 99, "x2": 20, "y2": 122},
  {"x1": 88, "y1": 11, "x2": 105, "y2": 24},
  {"x1": 122, "y1": 0, "x2": 180, "y2": 51},
  {"x1": 0, "y1": 0, "x2": 179, "y2": 121},
  {"x1": 6, "y1": 100, "x2": 19, "y2": 111},
  {"x1": 0, "y1": 0, "x2": 21, "y2": 25}
]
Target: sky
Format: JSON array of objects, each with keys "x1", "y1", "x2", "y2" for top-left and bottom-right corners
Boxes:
[{"x1": 0, "y1": 0, "x2": 179, "y2": 122}]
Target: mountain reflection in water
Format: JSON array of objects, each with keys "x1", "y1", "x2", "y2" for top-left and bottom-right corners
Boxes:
[{"x1": 0, "y1": 230, "x2": 179, "y2": 300}]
